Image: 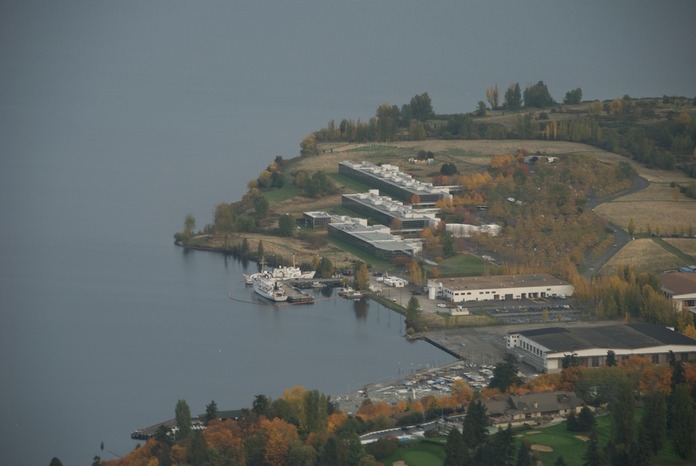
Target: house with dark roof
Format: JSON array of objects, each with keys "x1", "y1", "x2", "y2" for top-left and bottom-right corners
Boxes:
[
  {"x1": 506, "y1": 323, "x2": 696, "y2": 373},
  {"x1": 483, "y1": 391, "x2": 584, "y2": 427}
]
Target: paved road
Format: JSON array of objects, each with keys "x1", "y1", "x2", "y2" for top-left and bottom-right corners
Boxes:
[{"x1": 581, "y1": 175, "x2": 650, "y2": 278}]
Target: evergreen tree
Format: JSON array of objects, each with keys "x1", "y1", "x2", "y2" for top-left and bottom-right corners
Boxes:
[
  {"x1": 504, "y1": 83, "x2": 522, "y2": 110},
  {"x1": 175, "y1": 399, "x2": 192, "y2": 440},
  {"x1": 553, "y1": 456, "x2": 567, "y2": 466},
  {"x1": 462, "y1": 399, "x2": 489, "y2": 450},
  {"x1": 444, "y1": 427, "x2": 469, "y2": 466},
  {"x1": 671, "y1": 383, "x2": 696, "y2": 460},
  {"x1": 582, "y1": 427, "x2": 603, "y2": 466},
  {"x1": 641, "y1": 392, "x2": 666, "y2": 454},
  {"x1": 489, "y1": 354, "x2": 522, "y2": 392},
  {"x1": 515, "y1": 440, "x2": 532, "y2": 466},
  {"x1": 204, "y1": 400, "x2": 218, "y2": 422},
  {"x1": 577, "y1": 406, "x2": 596, "y2": 432},
  {"x1": 606, "y1": 350, "x2": 616, "y2": 367}
]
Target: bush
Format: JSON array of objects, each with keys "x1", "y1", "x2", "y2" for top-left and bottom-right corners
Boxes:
[{"x1": 365, "y1": 437, "x2": 400, "y2": 460}]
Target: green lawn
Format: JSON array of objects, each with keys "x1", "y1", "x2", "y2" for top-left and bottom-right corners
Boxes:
[
  {"x1": 383, "y1": 440, "x2": 446, "y2": 466},
  {"x1": 434, "y1": 254, "x2": 492, "y2": 277}
]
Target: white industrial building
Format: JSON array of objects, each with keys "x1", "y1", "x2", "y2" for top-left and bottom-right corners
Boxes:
[
  {"x1": 507, "y1": 323, "x2": 696, "y2": 373},
  {"x1": 427, "y1": 274, "x2": 573, "y2": 303}
]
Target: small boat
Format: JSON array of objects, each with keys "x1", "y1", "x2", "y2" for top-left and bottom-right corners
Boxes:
[{"x1": 338, "y1": 287, "x2": 365, "y2": 299}]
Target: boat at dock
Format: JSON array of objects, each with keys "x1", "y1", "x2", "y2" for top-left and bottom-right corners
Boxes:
[
  {"x1": 252, "y1": 272, "x2": 288, "y2": 302},
  {"x1": 338, "y1": 287, "x2": 365, "y2": 300},
  {"x1": 243, "y1": 256, "x2": 315, "y2": 285}
]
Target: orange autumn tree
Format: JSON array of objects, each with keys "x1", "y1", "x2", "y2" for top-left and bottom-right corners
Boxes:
[{"x1": 259, "y1": 417, "x2": 300, "y2": 466}]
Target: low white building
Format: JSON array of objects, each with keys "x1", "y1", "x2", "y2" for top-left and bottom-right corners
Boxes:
[
  {"x1": 445, "y1": 223, "x2": 501, "y2": 238},
  {"x1": 506, "y1": 323, "x2": 696, "y2": 373},
  {"x1": 428, "y1": 274, "x2": 573, "y2": 303},
  {"x1": 659, "y1": 272, "x2": 696, "y2": 314}
]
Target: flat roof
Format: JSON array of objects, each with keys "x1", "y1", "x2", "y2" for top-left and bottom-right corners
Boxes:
[
  {"x1": 516, "y1": 324, "x2": 696, "y2": 353},
  {"x1": 440, "y1": 273, "x2": 570, "y2": 291}
]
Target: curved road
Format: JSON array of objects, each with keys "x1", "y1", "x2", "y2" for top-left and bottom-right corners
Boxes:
[{"x1": 581, "y1": 175, "x2": 650, "y2": 278}]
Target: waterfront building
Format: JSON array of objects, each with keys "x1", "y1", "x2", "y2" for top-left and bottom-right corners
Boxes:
[
  {"x1": 427, "y1": 273, "x2": 573, "y2": 303},
  {"x1": 327, "y1": 216, "x2": 421, "y2": 260},
  {"x1": 506, "y1": 323, "x2": 696, "y2": 373}
]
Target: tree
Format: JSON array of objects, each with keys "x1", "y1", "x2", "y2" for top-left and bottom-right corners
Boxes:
[
  {"x1": 408, "y1": 92, "x2": 435, "y2": 120},
  {"x1": 627, "y1": 218, "x2": 635, "y2": 237},
  {"x1": 489, "y1": 353, "x2": 522, "y2": 392},
  {"x1": 524, "y1": 81, "x2": 555, "y2": 108},
  {"x1": 641, "y1": 392, "x2": 666, "y2": 455},
  {"x1": 253, "y1": 394, "x2": 272, "y2": 418},
  {"x1": 440, "y1": 162, "x2": 458, "y2": 175},
  {"x1": 671, "y1": 383, "x2": 696, "y2": 460},
  {"x1": 257, "y1": 240, "x2": 264, "y2": 261},
  {"x1": 486, "y1": 84, "x2": 500, "y2": 109},
  {"x1": 582, "y1": 427, "x2": 603, "y2": 466},
  {"x1": 175, "y1": 399, "x2": 192, "y2": 440},
  {"x1": 253, "y1": 194, "x2": 269, "y2": 217},
  {"x1": 504, "y1": 82, "x2": 522, "y2": 110},
  {"x1": 406, "y1": 296, "x2": 421, "y2": 323},
  {"x1": 183, "y1": 213, "x2": 196, "y2": 240},
  {"x1": 441, "y1": 231, "x2": 456, "y2": 258},
  {"x1": 49, "y1": 458, "x2": 64, "y2": 466},
  {"x1": 462, "y1": 399, "x2": 489, "y2": 449},
  {"x1": 444, "y1": 427, "x2": 469, "y2": 466},
  {"x1": 562, "y1": 353, "x2": 580, "y2": 369},
  {"x1": 563, "y1": 88, "x2": 583, "y2": 105},
  {"x1": 300, "y1": 133, "x2": 317, "y2": 156},
  {"x1": 205, "y1": 400, "x2": 218, "y2": 422},
  {"x1": 355, "y1": 262, "x2": 370, "y2": 291},
  {"x1": 515, "y1": 440, "x2": 532, "y2": 466},
  {"x1": 554, "y1": 456, "x2": 568, "y2": 466},
  {"x1": 476, "y1": 101, "x2": 487, "y2": 117},
  {"x1": 279, "y1": 214, "x2": 295, "y2": 237},
  {"x1": 606, "y1": 350, "x2": 617, "y2": 367},
  {"x1": 577, "y1": 406, "x2": 596, "y2": 432}
]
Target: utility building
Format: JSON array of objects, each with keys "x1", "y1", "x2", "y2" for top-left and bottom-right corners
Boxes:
[
  {"x1": 506, "y1": 324, "x2": 696, "y2": 373},
  {"x1": 428, "y1": 274, "x2": 573, "y2": 303},
  {"x1": 342, "y1": 190, "x2": 439, "y2": 232},
  {"x1": 338, "y1": 161, "x2": 455, "y2": 206}
]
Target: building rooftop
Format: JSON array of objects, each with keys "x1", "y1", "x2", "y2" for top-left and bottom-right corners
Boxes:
[
  {"x1": 340, "y1": 160, "x2": 451, "y2": 196},
  {"x1": 516, "y1": 324, "x2": 696, "y2": 353},
  {"x1": 660, "y1": 272, "x2": 696, "y2": 297},
  {"x1": 439, "y1": 273, "x2": 570, "y2": 291}
]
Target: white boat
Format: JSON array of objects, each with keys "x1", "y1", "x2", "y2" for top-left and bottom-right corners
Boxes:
[
  {"x1": 243, "y1": 256, "x2": 315, "y2": 284},
  {"x1": 338, "y1": 287, "x2": 365, "y2": 299},
  {"x1": 252, "y1": 272, "x2": 288, "y2": 302}
]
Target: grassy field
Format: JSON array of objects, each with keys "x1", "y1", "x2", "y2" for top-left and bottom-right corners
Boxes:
[
  {"x1": 382, "y1": 439, "x2": 446, "y2": 466},
  {"x1": 664, "y1": 238, "x2": 696, "y2": 259},
  {"x1": 435, "y1": 254, "x2": 492, "y2": 277},
  {"x1": 601, "y1": 238, "x2": 688, "y2": 275},
  {"x1": 594, "y1": 183, "x2": 696, "y2": 234}
]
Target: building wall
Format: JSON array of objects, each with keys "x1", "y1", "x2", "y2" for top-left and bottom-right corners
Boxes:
[{"x1": 442, "y1": 282, "x2": 574, "y2": 303}]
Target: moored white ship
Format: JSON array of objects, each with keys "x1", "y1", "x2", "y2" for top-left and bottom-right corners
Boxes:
[
  {"x1": 243, "y1": 256, "x2": 315, "y2": 284},
  {"x1": 252, "y1": 272, "x2": 288, "y2": 302}
]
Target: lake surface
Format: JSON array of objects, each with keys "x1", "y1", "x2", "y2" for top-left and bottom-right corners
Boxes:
[
  {"x1": 0, "y1": 5, "x2": 453, "y2": 463},
  {"x1": 3, "y1": 2, "x2": 693, "y2": 464},
  {"x1": 0, "y1": 156, "x2": 454, "y2": 466}
]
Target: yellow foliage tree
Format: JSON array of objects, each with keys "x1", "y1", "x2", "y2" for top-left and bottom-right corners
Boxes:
[{"x1": 260, "y1": 417, "x2": 299, "y2": 466}]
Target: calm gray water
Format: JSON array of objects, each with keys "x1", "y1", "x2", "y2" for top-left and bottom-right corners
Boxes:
[{"x1": 2, "y1": 2, "x2": 695, "y2": 464}]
